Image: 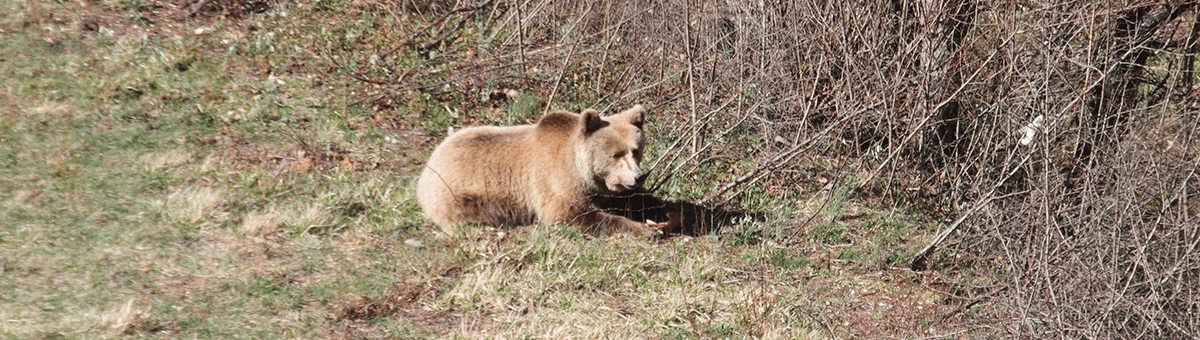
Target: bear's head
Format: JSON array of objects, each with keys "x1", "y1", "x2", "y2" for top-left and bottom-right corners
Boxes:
[{"x1": 577, "y1": 105, "x2": 647, "y2": 193}]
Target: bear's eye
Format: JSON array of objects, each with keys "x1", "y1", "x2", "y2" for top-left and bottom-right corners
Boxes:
[
  {"x1": 613, "y1": 151, "x2": 625, "y2": 159},
  {"x1": 632, "y1": 148, "x2": 642, "y2": 159}
]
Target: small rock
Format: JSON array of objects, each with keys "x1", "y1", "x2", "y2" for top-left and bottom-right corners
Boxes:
[
  {"x1": 704, "y1": 235, "x2": 720, "y2": 242},
  {"x1": 404, "y1": 239, "x2": 424, "y2": 248}
]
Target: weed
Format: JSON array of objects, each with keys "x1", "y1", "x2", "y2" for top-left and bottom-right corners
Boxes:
[
  {"x1": 810, "y1": 223, "x2": 848, "y2": 245},
  {"x1": 767, "y1": 249, "x2": 809, "y2": 271}
]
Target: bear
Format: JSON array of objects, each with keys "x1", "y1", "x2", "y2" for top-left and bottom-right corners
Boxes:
[{"x1": 416, "y1": 104, "x2": 675, "y2": 237}]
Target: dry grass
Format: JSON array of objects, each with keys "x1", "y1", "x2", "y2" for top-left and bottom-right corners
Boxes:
[
  {"x1": 142, "y1": 150, "x2": 193, "y2": 172},
  {"x1": 92, "y1": 299, "x2": 149, "y2": 336},
  {"x1": 164, "y1": 186, "x2": 228, "y2": 226}
]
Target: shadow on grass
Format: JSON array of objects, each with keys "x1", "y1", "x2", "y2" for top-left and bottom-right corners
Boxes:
[{"x1": 591, "y1": 187, "x2": 756, "y2": 236}]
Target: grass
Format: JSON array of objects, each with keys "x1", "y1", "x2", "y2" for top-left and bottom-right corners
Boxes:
[{"x1": 0, "y1": 0, "x2": 958, "y2": 338}]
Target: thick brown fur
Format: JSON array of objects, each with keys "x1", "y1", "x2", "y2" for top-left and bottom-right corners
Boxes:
[{"x1": 417, "y1": 105, "x2": 667, "y2": 236}]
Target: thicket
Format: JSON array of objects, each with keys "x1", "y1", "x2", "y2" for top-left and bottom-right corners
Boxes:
[{"x1": 303, "y1": 0, "x2": 1199, "y2": 337}]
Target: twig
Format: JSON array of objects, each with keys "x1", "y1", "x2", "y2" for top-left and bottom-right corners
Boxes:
[
  {"x1": 645, "y1": 96, "x2": 735, "y2": 177},
  {"x1": 684, "y1": 0, "x2": 698, "y2": 153},
  {"x1": 937, "y1": 289, "x2": 1002, "y2": 326},
  {"x1": 515, "y1": 0, "x2": 527, "y2": 75},
  {"x1": 789, "y1": 172, "x2": 844, "y2": 239},
  {"x1": 543, "y1": 3, "x2": 591, "y2": 115},
  {"x1": 352, "y1": 50, "x2": 590, "y2": 106},
  {"x1": 596, "y1": 70, "x2": 686, "y2": 113},
  {"x1": 856, "y1": 34, "x2": 1010, "y2": 189},
  {"x1": 701, "y1": 100, "x2": 881, "y2": 204},
  {"x1": 186, "y1": 0, "x2": 211, "y2": 17},
  {"x1": 378, "y1": 0, "x2": 496, "y2": 59},
  {"x1": 911, "y1": 149, "x2": 1033, "y2": 271},
  {"x1": 543, "y1": 41, "x2": 578, "y2": 114}
]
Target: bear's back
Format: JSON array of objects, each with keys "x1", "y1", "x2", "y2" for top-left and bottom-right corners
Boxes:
[
  {"x1": 417, "y1": 118, "x2": 574, "y2": 229},
  {"x1": 446, "y1": 125, "x2": 532, "y2": 151}
]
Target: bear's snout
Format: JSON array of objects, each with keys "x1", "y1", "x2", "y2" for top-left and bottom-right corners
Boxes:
[
  {"x1": 606, "y1": 172, "x2": 639, "y2": 192},
  {"x1": 608, "y1": 181, "x2": 632, "y2": 192}
]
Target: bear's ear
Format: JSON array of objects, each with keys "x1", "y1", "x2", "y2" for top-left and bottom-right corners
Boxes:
[
  {"x1": 581, "y1": 109, "x2": 608, "y2": 135},
  {"x1": 625, "y1": 104, "x2": 646, "y2": 129}
]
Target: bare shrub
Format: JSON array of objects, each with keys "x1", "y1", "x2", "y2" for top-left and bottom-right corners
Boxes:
[{"x1": 349, "y1": 0, "x2": 1200, "y2": 336}]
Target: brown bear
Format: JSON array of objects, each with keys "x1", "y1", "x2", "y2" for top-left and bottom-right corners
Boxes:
[{"x1": 416, "y1": 104, "x2": 674, "y2": 236}]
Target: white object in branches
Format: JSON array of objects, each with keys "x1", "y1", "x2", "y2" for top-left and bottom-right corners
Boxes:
[{"x1": 1018, "y1": 115, "x2": 1044, "y2": 146}]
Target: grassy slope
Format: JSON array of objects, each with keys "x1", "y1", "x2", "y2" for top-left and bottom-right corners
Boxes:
[{"x1": 0, "y1": 1, "x2": 956, "y2": 338}]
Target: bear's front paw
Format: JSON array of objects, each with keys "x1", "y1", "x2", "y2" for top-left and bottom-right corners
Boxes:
[
  {"x1": 646, "y1": 212, "x2": 683, "y2": 235},
  {"x1": 628, "y1": 221, "x2": 660, "y2": 238}
]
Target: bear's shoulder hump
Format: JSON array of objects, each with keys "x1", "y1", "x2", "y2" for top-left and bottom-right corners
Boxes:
[{"x1": 535, "y1": 111, "x2": 579, "y2": 134}]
